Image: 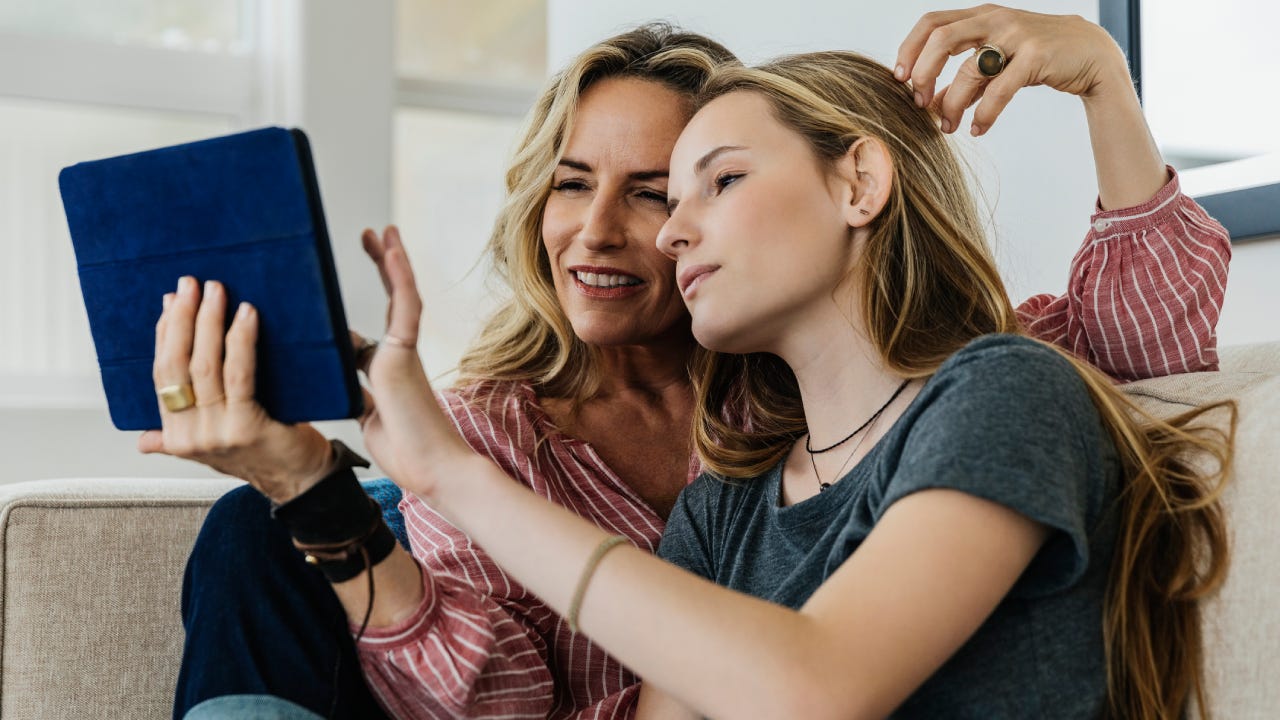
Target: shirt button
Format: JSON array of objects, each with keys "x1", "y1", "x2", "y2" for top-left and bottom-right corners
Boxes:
[{"x1": 1093, "y1": 219, "x2": 1111, "y2": 232}]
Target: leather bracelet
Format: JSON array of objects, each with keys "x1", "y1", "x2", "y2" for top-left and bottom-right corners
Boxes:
[
  {"x1": 295, "y1": 518, "x2": 398, "y2": 584},
  {"x1": 272, "y1": 439, "x2": 395, "y2": 582}
]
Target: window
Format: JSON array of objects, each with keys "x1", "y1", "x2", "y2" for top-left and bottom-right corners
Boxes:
[
  {"x1": 0, "y1": 0, "x2": 262, "y2": 406},
  {"x1": 1101, "y1": 0, "x2": 1280, "y2": 242},
  {"x1": 392, "y1": 0, "x2": 547, "y2": 380}
]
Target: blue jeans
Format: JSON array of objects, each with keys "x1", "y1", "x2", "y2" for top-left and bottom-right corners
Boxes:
[
  {"x1": 185, "y1": 694, "x2": 325, "y2": 719},
  {"x1": 174, "y1": 484, "x2": 396, "y2": 719}
]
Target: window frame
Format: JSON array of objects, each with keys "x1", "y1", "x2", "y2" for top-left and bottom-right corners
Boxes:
[{"x1": 1099, "y1": 0, "x2": 1280, "y2": 244}]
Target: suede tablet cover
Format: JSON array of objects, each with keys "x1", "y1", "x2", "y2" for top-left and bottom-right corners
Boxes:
[{"x1": 59, "y1": 127, "x2": 363, "y2": 430}]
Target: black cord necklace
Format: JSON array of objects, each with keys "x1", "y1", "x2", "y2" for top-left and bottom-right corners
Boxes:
[{"x1": 806, "y1": 379, "x2": 911, "y2": 491}]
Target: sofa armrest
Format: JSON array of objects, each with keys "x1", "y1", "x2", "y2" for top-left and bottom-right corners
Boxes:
[{"x1": 0, "y1": 477, "x2": 242, "y2": 720}]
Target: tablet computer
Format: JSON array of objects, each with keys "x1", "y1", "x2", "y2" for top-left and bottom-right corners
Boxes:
[{"x1": 59, "y1": 126, "x2": 363, "y2": 430}]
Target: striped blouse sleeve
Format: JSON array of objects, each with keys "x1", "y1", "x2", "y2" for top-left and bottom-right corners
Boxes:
[{"x1": 1017, "y1": 167, "x2": 1231, "y2": 382}]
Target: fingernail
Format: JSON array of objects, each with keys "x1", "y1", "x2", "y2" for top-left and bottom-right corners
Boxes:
[
  {"x1": 940, "y1": 118, "x2": 951, "y2": 133},
  {"x1": 894, "y1": 64, "x2": 905, "y2": 81},
  {"x1": 237, "y1": 302, "x2": 252, "y2": 320},
  {"x1": 971, "y1": 124, "x2": 984, "y2": 137},
  {"x1": 163, "y1": 293, "x2": 173, "y2": 310},
  {"x1": 179, "y1": 276, "x2": 195, "y2": 295},
  {"x1": 204, "y1": 280, "x2": 218, "y2": 297},
  {"x1": 914, "y1": 92, "x2": 924, "y2": 107}
]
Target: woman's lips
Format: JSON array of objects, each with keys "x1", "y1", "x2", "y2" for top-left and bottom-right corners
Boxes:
[
  {"x1": 569, "y1": 265, "x2": 645, "y2": 299},
  {"x1": 678, "y1": 264, "x2": 719, "y2": 299}
]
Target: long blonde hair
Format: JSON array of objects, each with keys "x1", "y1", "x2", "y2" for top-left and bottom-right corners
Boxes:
[
  {"x1": 455, "y1": 24, "x2": 736, "y2": 400},
  {"x1": 689, "y1": 51, "x2": 1233, "y2": 720}
]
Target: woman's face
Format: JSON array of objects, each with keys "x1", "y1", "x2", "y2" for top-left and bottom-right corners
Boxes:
[
  {"x1": 541, "y1": 77, "x2": 692, "y2": 348},
  {"x1": 657, "y1": 91, "x2": 857, "y2": 355}
]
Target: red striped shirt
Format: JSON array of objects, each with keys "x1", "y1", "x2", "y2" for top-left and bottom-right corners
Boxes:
[{"x1": 356, "y1": 170, "x2": 1231, "y2": 719}]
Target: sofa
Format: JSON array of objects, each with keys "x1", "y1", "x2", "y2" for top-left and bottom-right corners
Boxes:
[{"x1": 1, "y1": 343, "x2": 1277, "y2": 719}]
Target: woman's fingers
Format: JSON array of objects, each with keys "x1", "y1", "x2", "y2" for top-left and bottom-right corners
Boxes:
[
  {"x1": 895, "y1": 6, "x2": 987, "y2": 84},
  {"x1": 909, "y1": 14, "x2": 994, "y2": 107},
  {"x1": 189, "y1": 280, "x2": 228, "y2": 408},
  {"x1": 970, "y1": 60, "x2": 1033, "y2": 136},
  {"x1": 137, "y1": 429, "x2": 164, "y2": 454},
  {"x1": 362, "y1": 227, "x2": 394, "y2": 296},
  {"x1": 154, "y1": 277, "x2": 199, "y2": 415},
  {"x1": 936, "y1": 61, "x2": 989, "y2": 134},
  {"x1": 223, "y1": 301, "x2": 259, "y2": 403},
  {"x1": 380, "y1": 226, "x2": 424, "y2": 345}
]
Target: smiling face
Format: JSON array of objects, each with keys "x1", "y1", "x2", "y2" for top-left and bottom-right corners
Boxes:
[
  {"x1": 657, "y1": 91, "x2": 862, "y2": 355},
  {"x1": 541, "y1": 76, "x2": 694, "y2": 348}
]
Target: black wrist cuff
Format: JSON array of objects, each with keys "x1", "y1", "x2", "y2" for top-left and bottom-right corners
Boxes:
[
  {"x1": 306, "y1": 520, "x2": 398, "y2": 583},
  {"x1": 271, "y1": 440, "x2": 395, "y2": 583}
]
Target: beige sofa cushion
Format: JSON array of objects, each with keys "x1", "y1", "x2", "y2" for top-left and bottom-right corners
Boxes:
[
  {"x1": 1122, "y1": 343, "x2": 1280, "y2": 719},
  {"x1": 0, "y1": 478, "x2": 240, "y2": 720}
]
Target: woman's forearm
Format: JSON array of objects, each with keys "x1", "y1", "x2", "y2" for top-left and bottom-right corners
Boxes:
[
  {"x1": 425, "y1": 455, "x2": 829, "y2": 720},
  {"x1": 1080, "y1": 39, "x2": 1168, "y2": 210},
  {"x1": 331, "y1": 544, "x2": 425, "y2": 628}
]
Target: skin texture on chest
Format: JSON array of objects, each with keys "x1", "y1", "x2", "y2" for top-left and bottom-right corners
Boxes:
[{"x1": 541, "y1": 395, "x2": 692, "y2": 520}]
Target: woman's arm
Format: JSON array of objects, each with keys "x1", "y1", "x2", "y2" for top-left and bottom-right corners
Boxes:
[
  {"x1": 422, "y1": 453, "x2": 1045, "y2": 720},
  {"x1": 636, "y1": 684, "x2": 699, "y2": 720},
  {"x1": 896, "y1": 6, "x2": 1230, "y2": 380}
]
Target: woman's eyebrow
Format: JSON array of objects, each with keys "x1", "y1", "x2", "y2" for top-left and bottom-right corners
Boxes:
[
  {"x1": 694, "y1": 145, "x2": 746, "y2": 174},
  {"x1": 558, "y1": 158, "x2": 668, "y2": 181}
]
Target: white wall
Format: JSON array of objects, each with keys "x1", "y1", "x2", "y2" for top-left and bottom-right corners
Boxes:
[{"x1": 549, "y1": 0, "x2": 1280, "y2": 348}]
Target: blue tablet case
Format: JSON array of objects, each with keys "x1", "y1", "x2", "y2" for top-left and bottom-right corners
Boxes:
[{"x1": 59, "y1": 127, "x2": 363, "y2": 430}]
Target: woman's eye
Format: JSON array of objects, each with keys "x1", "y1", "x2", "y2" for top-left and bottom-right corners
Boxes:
[
  {"x1": 637, "y1": 189, "x2": 668, "y2": 204},
  {"x1": 714, "y1": 173, "x2": 743, "y2": 192},
  {"x1": 553, "y1": 179, "x2": 589, "y2": 192}
]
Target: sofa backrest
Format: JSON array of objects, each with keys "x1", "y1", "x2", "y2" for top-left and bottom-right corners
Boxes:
[
  {"x1": 0, "y1": 477, "x2": 242, "y2": 719},
  {"x1": 1123, "y1": 342, "x2": 1280, "y2": 718}
]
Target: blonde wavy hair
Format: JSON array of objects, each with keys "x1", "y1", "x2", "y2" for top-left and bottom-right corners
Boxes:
[
  {"x1": 689, "y1": 51, "x2": 1233, "y2": 720},
  {"x1": 455, "y1": 24, "x2": 736, "y2": 400}
]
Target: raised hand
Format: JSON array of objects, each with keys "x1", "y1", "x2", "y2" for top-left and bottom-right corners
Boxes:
[
  {"x1": 355, "y1": 226, "x2": 473, "y2": 498},
  {"x1": 895, "y1": 5, "x2": 1130, "y2": 136},
  {"x1": 139, "y1": 276, "x2": 334, "y2": 503}
]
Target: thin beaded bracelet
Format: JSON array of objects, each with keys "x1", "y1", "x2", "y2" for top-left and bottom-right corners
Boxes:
[{"x1": 566, "y1": 535, "x2": 630, "y2": 633}]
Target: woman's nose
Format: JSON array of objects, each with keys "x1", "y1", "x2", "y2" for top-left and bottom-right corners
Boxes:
[
  {"x1": 578, "y1": 197, "x2": 626, "y2": 251},
  {"x1": 656, "y1": 206, "x2": 694, "y2": 259}
]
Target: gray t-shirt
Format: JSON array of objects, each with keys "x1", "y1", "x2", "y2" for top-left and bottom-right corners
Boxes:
[{"x1": 658, "y1": 334, "x2": 1121, "y2": 718}]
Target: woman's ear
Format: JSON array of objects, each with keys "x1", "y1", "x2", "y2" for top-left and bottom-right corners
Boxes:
[{"x1": 836, "y1": 137, "x2": 893, "y2": 228}]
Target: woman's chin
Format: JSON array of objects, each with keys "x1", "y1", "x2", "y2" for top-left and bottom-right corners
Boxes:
[{"x1": 692, "y1": 318, "x2": 756, "y2": 355}]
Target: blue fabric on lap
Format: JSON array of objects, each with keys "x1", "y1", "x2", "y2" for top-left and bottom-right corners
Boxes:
[
  {"x1": 360, "y1": 478, "x2": 408, "y2": 550},
  {"x1": 185, "y1": 694, "x2": 325, "y2": 720}
]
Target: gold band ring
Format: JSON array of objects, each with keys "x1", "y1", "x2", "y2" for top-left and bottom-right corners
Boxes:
[
  {"x1": 157, "y1": 383, "x2": 196, "y2": 412},
  {"x1": 974, "y1": 44, "x2": 1007, "y2": 78}
]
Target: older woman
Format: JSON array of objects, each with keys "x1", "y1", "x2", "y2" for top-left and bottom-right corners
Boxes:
[{"x1": 161, "y1": 10, "x2": 1229, "y2": 720}]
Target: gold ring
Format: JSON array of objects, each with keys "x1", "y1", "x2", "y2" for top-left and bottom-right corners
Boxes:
[
  {"x1": 157, "y1": 383, "x2": 196, "y2": 412},
  {"x1": 974, "y1": 44, "x2": 1006, "y2": 78},
  {"x1": 381, "y1": 334, "x2": 418, "y2": 349}
]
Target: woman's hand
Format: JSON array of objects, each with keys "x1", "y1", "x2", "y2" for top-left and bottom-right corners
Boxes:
[
  {"x1": 896, "y1": 5, "x2": 1130, "y2": 136},
  {"x1": 355, "y1": 226, "x2": 474, "y2": 498},
  {"x1": 139, "y1": 276, "x2": 334, "y2": 504}
]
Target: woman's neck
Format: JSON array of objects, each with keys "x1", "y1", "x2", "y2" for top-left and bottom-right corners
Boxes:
[
  {"x1": 773, "y1": 301, "x2": 906, "y2": 450},
  {"x1": 580, "y1": 330, "x2": 697, "y2": 404}
]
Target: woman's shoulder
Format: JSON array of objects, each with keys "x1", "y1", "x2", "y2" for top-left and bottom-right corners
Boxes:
[
  {"x1": 940, "y1": 333, "x2": 1074, "y2": 372},
  {"x1": 932, "y1": 334, "x2": 1085, "y2": 396},
  {"x1": 903, "y1": 333, "x2": 1103, "y2": 446}
]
